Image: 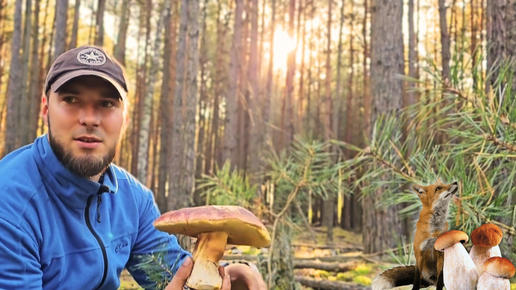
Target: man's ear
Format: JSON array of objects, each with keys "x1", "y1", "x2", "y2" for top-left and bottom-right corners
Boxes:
[
  {"x1": 41, "y1": 94, "x2": 49, "y2": 127},
  {"x1": 412, "y1": 184, "x2": 426, "y2": 195}
]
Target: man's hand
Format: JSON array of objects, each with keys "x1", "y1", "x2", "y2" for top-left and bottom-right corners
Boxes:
[
  {"x1": 164, "y1": 257, "x2": 231, "y2": 290},
  {"x1": 224, "y1": 263, "x2": 267, "y2": 290}
]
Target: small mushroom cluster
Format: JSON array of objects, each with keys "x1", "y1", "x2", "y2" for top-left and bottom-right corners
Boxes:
[{"x1": 435, "y1": 223, "x2": 515, "y2": 290}]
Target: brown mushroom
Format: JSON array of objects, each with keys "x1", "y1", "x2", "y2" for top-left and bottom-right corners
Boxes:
[
  {"x1": 469, "y1": 223, "x2": 503, "y2": 276},
  {"x1": 153, "y1": 205, "x2": 271, "y2": 290},
  {"x1": 477, "y1": 257, "x2": 515, "y2": 290},
  {"x1": 435, "y1": 230, "x2": 478, "y2": 290}
]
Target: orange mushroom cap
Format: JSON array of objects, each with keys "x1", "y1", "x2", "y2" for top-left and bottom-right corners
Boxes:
[
  {"x1": 434, "y1": 230, "x2": 469, "y2": 252},
  {"x1": 471, "y1": 223, "x2": 503, "y2": 248},
  {"x1": 484, "y1": 257, "x2": 515, "y2": 279}
]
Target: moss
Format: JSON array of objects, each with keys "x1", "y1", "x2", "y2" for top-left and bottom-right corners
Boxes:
[
  {"x1": 312, "y1": 270, "x2": 330, "y2": 279},
  {"x1": 336, "y1": 272, "x2": 355, "y2": 282},
  {"x1": 353, "y1": 275, "x2": 372, "y2": 286},
  {"x1": 352, "y1": 263, "x2": 372, "y2": 275}
]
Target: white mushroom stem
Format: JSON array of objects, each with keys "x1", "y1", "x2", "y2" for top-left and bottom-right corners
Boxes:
[
  {"x1": 186, "y1": 231, "x2": 229, "y2": 290},
  {"x1": 469, "y1": 245, "x2": 501, "y2": 276},
  {"x1": 477, "y1": 271, "x2": 511, "y2": 290},
  {"x1": 443, "y1": 243, "x2": 479, "y2": 290}
]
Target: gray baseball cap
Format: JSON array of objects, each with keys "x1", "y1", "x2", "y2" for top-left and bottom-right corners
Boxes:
[{"x1": 44, "y1": 45, "x2": 128, "y2": 100}]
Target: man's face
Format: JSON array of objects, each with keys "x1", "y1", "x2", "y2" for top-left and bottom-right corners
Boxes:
[{"x1": 42, "y1": 76, "x2": 127, "y2": 178}]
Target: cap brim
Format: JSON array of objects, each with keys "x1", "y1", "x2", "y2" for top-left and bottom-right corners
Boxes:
[{"x1": 50, "y1": 70, "x2": 127, "y2": 100}]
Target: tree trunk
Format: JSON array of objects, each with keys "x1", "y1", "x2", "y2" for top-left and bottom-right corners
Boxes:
[
  {"x1": 18, "y1": 0, "x2": 32, "y2": 146},
  {"x1": 205, "y1": 1, "x2": 227, "y2": 176},
  {"x1": 364, "y1": 0, "x2": 404, "y2": 253},
  {"x1": 95, "y1": 0, "x2": 106, "y2": 47},
  {"x1": 69, "y1": 0, "x2": 81, "y2": 49},
  {"x1": 322, "y1": 0, "x2": 335, "y2": 244},
  {"x1": 263, "y1": 0, "x2": 275, "y2": 152},
  {"x1": 181, "y1": 0, "x2": 200, "y2": 212},
  {"x1": 27, "y1": 0, "x2": 41, "y2": 143},
  {"x1": 247, "y1": 0, "x2": 261, "y2": 187},
  {"x1": 53, "y1": 0, "x2": 68, "y2": 60},
  {"x1": 438, "y1": 0, "x2": 451, "y2": 82},
  {"x1": 157, "y1": 1, "x2": 174, "y2": 213},
  {"x1": 4, "y1": 0, "x2": 23, "y2": 156},
  {"x1": 168, "y1": 0, "x2": 189, "y2": 211},
  {"x1": 222, "y1": 0, "x2": 243, "y2": 168},
  {"x1": 486, "y1": 1, "x2": 505, "y2": 89},
  {"x1": 283, "y1": 0, "x2": 296, "y2": 150},
  {"x1": 114, "y1": 0, "x2": 131, "y2": 66},
  {"x1": 137, "y1": 2, "x2": 166, "y2": 184},
  {"x1": 295, "y1": 277, "x2": 369, "y2": 290}
]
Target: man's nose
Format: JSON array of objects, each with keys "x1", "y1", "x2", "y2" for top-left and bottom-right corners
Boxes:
[{"x1": 78, "y1": 105, "x2": 101, "y2": 127}]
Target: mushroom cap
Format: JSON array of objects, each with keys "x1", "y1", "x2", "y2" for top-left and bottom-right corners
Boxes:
[
  {"x1": 471, "y1": 223, "x2": 503, "y2": 247},
  {"x1": 153, "y1": 205, "x2": 271, "y2": 248},
  {"x1": 434, "y1": 230, "x2": 469, "y2": 252},
  {"x1": 484, "y1": 257, "x2": 515, "y2": 279}
]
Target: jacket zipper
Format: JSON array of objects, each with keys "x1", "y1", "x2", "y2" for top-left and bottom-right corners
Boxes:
[{"x1": 85, "y1": 185, "x2": 110, "y2": 289}]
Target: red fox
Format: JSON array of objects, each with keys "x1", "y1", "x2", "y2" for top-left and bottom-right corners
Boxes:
[{"x1": 372, "y1": 178, "x2": 459, "y2": 290}]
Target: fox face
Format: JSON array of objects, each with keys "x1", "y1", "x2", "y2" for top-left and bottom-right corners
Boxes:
[{"x1": 412, "y1": 177, "x2": 459, "y2": 209}]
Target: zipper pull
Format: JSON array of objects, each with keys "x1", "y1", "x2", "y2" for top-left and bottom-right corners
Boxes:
[
  {"x1": 96, "y1": 193, "x2": 103, "y2": 223},
  {"x1": 96, "y1": 184, "x2": 110, "y2": 223}
]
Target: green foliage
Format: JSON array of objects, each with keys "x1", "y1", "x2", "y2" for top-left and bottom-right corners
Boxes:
[
  {"x1": 127, "y1": 243, "x2": 183, "y2": 290},
  {"x1": 263, "y1": 136, "x2": 353, "y2": 211},
  {"x1": 197, "y1": 161, "x2": 258, "y2": 208},
  {"x1": 338, "y1": 53, "x2": 516, "y2": 270}
]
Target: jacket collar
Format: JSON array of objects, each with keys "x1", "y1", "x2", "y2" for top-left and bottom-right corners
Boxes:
[{"x1": 32, "y1": 134, "x2": 118, "y2": 209}]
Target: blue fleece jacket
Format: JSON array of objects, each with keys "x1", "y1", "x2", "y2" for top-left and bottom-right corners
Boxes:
[{"x1": 0, "y1": 135, "x2": 191, "y2": 289}]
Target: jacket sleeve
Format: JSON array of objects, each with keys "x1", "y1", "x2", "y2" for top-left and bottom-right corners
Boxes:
[
  {"x1": 0, "y1": 217, "x2": 43, "y2": 289},
  {"x1": 126, "y1": 191, "x2": 192, "y2": 289}
]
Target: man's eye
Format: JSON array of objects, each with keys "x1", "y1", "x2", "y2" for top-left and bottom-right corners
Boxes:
[
  {"x1": 63, "y1": 96, "x2": 77, "y2": 103},
  {"x1": 101, "y1": 101, "x2": 115, "y2": 108}
]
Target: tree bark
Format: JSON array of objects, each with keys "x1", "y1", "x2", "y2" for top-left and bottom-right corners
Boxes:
[
  {"x1": 137, "y1": 2, "x2": 166, "y2": 184},
  {"x1": 4, "y1": 0, "x2": 23, "y2": 156},
  {"x1": 247, "y1": 0, "x2": 261, "y2": 188},
  {"x1": 182, "y1": 0, "x2": 200, "y2": 211},
  {"x1": 157, "y1": 0, "x2": 174, "y2": 213},
  {"x1": 18, "y1": 0, "x2": 32, "y2": 146},
  {"x1": 365, "y1": 0, "x2": 404, "y2": 253},
  {"x1": 114, "y1": 0, "x2": 131, "y2": 66},
  {"x1": 95, "y1": 0, "x2": 106, "y2": 47},
  {"x1": 69, "y1": 0, "x2": 81, "y2": 49},
  {"x1": 222, "y1": 0, "x2": 243, "y2": 168},
  {"x1": 322, "y1": 0, "x2": 335, "y2": 244},
  {"x1": 168, "y1": 0, "x2": 189, "y2": 211},
  {"x1": 27, "y1": 0, "x2": 41, "y2": 143},
  {"x1": 283, "y1": 0, "x2": 296, "y2": 150},
  {"x1": 53, "y1": 0, "x2": 68, "y2": 60},
  {"x1": 295, "y1": 277, "x2": 370, "y2": 290},
  {"x1": 438, "y1": 0, "x2": 451, "y2": 81}
]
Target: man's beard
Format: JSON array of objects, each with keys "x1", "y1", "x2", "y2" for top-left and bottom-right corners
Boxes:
[{"x1": 47, "y1": 118, "x2": 116, "y2": 178}]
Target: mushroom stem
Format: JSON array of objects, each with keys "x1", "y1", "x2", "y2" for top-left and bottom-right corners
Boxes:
[
  {"x1": 470, "y1": 245, "x2": 501, "y2": 276},
  {"x1": 186, "y1": 231, "x2": 229, "y2": 290},
  {"x1": 478, "y1": 272, "x2": 510, "y2": 290}
]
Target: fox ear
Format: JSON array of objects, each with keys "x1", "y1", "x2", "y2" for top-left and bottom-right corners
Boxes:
[
  {"x1": 413, "y1": 184, "x2": 426, "y2": 195},
  {"x1": 436, "y1": 177, "x2": 443, "y2": 184}
]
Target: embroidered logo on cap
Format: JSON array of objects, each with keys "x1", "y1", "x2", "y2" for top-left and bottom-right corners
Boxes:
[{"x1": 76, "y1": 48, "x2": 107, "y2": 66}]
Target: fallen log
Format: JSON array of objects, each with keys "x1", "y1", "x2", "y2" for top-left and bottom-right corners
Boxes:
[
  {"x1": 222, "y1": 254, "x2": 365, "y2": 263},
  {"x1": 293, "y1": 261, "x2": 357, "y2": 272},
  {"x1": 292, "y1": 242, "x2": 363, "y2": 252},
  {"x1": 295, "y1": 276, "x2": 370, "y2": 290}
]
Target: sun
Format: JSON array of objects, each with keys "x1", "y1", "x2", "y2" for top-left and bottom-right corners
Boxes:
[{"x1": 271, "y1": 29, "x2": 297, "y2": 71}]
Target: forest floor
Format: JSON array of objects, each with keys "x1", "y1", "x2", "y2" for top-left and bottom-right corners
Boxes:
[{"x1": 119, "y1": 226, "x2": 516, "y2": 289}]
